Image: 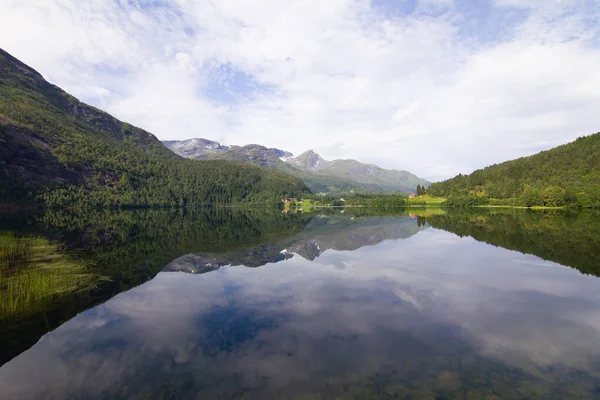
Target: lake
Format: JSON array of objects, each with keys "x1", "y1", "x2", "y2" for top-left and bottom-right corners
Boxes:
[{"x1": 1, "y1": 208, "x2": 600, "y2": 399}]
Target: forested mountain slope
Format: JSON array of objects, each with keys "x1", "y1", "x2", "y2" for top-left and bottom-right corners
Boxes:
[
  {"x1": 165, "y1": 139, "x2": 430, "y2": 194},
  {"x1": 0, "y1": 49, "x2": 309, "y2": 207},
  {"x1": 200, "y1": 145, "x2": 368, "y2": 194},
  {"x1": 316, "y1": 158, "x2": 428, "y2": 193},
  {"x1": 428, "y1": 134, "x2": 600, "y2": 207}
]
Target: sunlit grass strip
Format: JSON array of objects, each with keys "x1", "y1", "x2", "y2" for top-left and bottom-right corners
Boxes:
[
  {"x1": 406, "y1": 208, "x2": 447, "y2": 217},
  {"x1": 0, "y1": 232, "x2": 105, "y2": 318},
  {"x1": 407, "y1": 195, "x2": 447, "y2": 205}
]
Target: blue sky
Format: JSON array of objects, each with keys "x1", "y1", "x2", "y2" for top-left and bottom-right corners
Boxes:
[{"x1": 1, "y1": 0, "x2": 599, "y2": 180}]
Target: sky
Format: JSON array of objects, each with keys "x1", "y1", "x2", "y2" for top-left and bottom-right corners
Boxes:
[{"x1": 0, "y1": 0, "x2": 599, "y2": 181}]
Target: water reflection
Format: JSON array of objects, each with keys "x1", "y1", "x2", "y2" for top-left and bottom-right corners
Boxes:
[
  {"x1": 0, "y1": 208, "x2": 312, "y2": 366},
  {"x1": 1, "y1": 209, "x2": 600, "y2": 399},
  {"x1": 164, "y1": 213, "x2": 424, "y2": 271},
  {"x1": 423, "y1": 209, "x2": 600, "y2": 277}
]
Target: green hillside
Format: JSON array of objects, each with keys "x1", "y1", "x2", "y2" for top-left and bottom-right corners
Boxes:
[
  {"x1": 164, "y1": 140, "x2": 430, "y2": 194},
  {"x1": 0, "y1": 49, "x2": 309, "y2": 208},
  {"x1": 205, "y1": 145, "x2": 385, "y2": 194},
  {"x1": 317, "y1": 159, "x2": 429, "y2": 193},
  {"x1": 428, "y1": 134, "x2": 600, "y2": 207}
]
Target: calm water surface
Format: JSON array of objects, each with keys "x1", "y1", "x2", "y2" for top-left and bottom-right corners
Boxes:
[{"x1": 1, "y1": 208, "x2": 600, "y2": 399}]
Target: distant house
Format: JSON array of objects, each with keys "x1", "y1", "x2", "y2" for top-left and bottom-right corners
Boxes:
[{"x1": 409, "y1": 193, "x2": 417, "y2": 198}]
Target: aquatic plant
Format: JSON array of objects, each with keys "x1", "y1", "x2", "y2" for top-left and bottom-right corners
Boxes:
[{"x1": 0, "y1": 232, "x2": 104, "y2": 318}]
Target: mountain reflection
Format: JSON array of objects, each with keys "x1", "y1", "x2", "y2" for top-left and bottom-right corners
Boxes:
[
  {"x1": 163, "y1": 214, "x2": 425, "y2": 272},
  {"x1": 0, "y1": 209, "x2": 422, "y2": 367},
  {"x1": 1, "y1": 207, "x2": 600, "y2": 399},
  {"x1": 2, "y1": 217, "x2": 600, "y2": 399}
]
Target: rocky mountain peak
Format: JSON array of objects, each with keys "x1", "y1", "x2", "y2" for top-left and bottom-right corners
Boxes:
[
  {"x1": 287, "y1": 150, "x2": 327, "y2": 171},
  {"x1": 270, "y1": 148, "x2": 294, "y2": 160},
  {"x1": 164, "y1": 137, "x2": 430, "y2": 192},
  {"x1": 163, "y1": 138, "x2": 230, "y2": 159}
]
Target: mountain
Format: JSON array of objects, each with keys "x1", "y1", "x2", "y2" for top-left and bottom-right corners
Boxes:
[
  {"x1": 163, "y1": 138, "x2": 294, "y2": 163},
  {"x1": 271, "y1": 148, "x2": 294, "y2": 160},
  {"x1": 287, "y1": 150, "x2": 326, "y2": 171},
  {"x1": 316, "y1": 159, "x2": 429, "y2": 193},
  {"x1": 206, "y1": 144, "x2": 293, "y2": 169},
  {"x1": 0, "y1": 49, "x2": 309, "y2": 207},
  {"x1": 164, "y1": 139, "x2": 430, "y2": 193},
  {"x1": 161, "y1": 138, "x2": 231, "y2": 158},
  {"x1": 427, "y1": 133, "x2": 600, "y2": 207}
]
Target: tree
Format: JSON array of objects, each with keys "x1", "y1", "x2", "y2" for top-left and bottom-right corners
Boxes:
[{"x1": 426, "y1": 132, "x2": 600, "y2": 208}]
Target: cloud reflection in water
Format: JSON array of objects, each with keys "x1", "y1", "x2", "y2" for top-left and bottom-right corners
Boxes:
[{"x1": 2, "y1": 225, "x2": 600, "y2": 399}]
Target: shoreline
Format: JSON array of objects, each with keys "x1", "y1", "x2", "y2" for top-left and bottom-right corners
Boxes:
[
  {"x1": 475, "y1": 205, "x2": 565, "y2": 210},
  {"x1": 409, "y1": 204, "x2": 566, "y2": 210}
]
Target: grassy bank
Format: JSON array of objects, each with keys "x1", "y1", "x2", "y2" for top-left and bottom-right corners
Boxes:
[
  {"x1": 291, "y1": 194, "x2": 575, "y2": 210},
  {"x1": 409, "y1": 195, "x2": 570, "y2": 209},
  {"x1": 476, "y1": 205, "x2": 565, "y2": 210},
  {"x1": 407, "y1": 195, "x2": 447, "y2": 207}
]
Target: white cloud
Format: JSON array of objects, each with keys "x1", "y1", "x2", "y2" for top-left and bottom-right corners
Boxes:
[
  {"x1": 0, "y1": 0, "x2": 598, "y2": 180},
  {"x1": 419, "y1": 0, "x2": 454, "y2": 8}
]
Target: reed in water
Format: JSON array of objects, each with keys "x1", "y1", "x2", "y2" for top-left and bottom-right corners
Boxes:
[{"x1": 0, "y1": 232, "x2": 103, "y2": 319}]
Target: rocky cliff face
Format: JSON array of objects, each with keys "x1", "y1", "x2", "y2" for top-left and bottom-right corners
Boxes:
[
  {"x1": 271, "y1": 148, "x2": 294, "y2": 160},
  {"x1": 164, "y1": 139, "x2": 294, "y2": 165},
  {"x1": 162, "y1": 138, "x2": 230, "y2": 159},
  {"x1": 207, "y1": 144, "x2": 294, "y2": 169}
]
